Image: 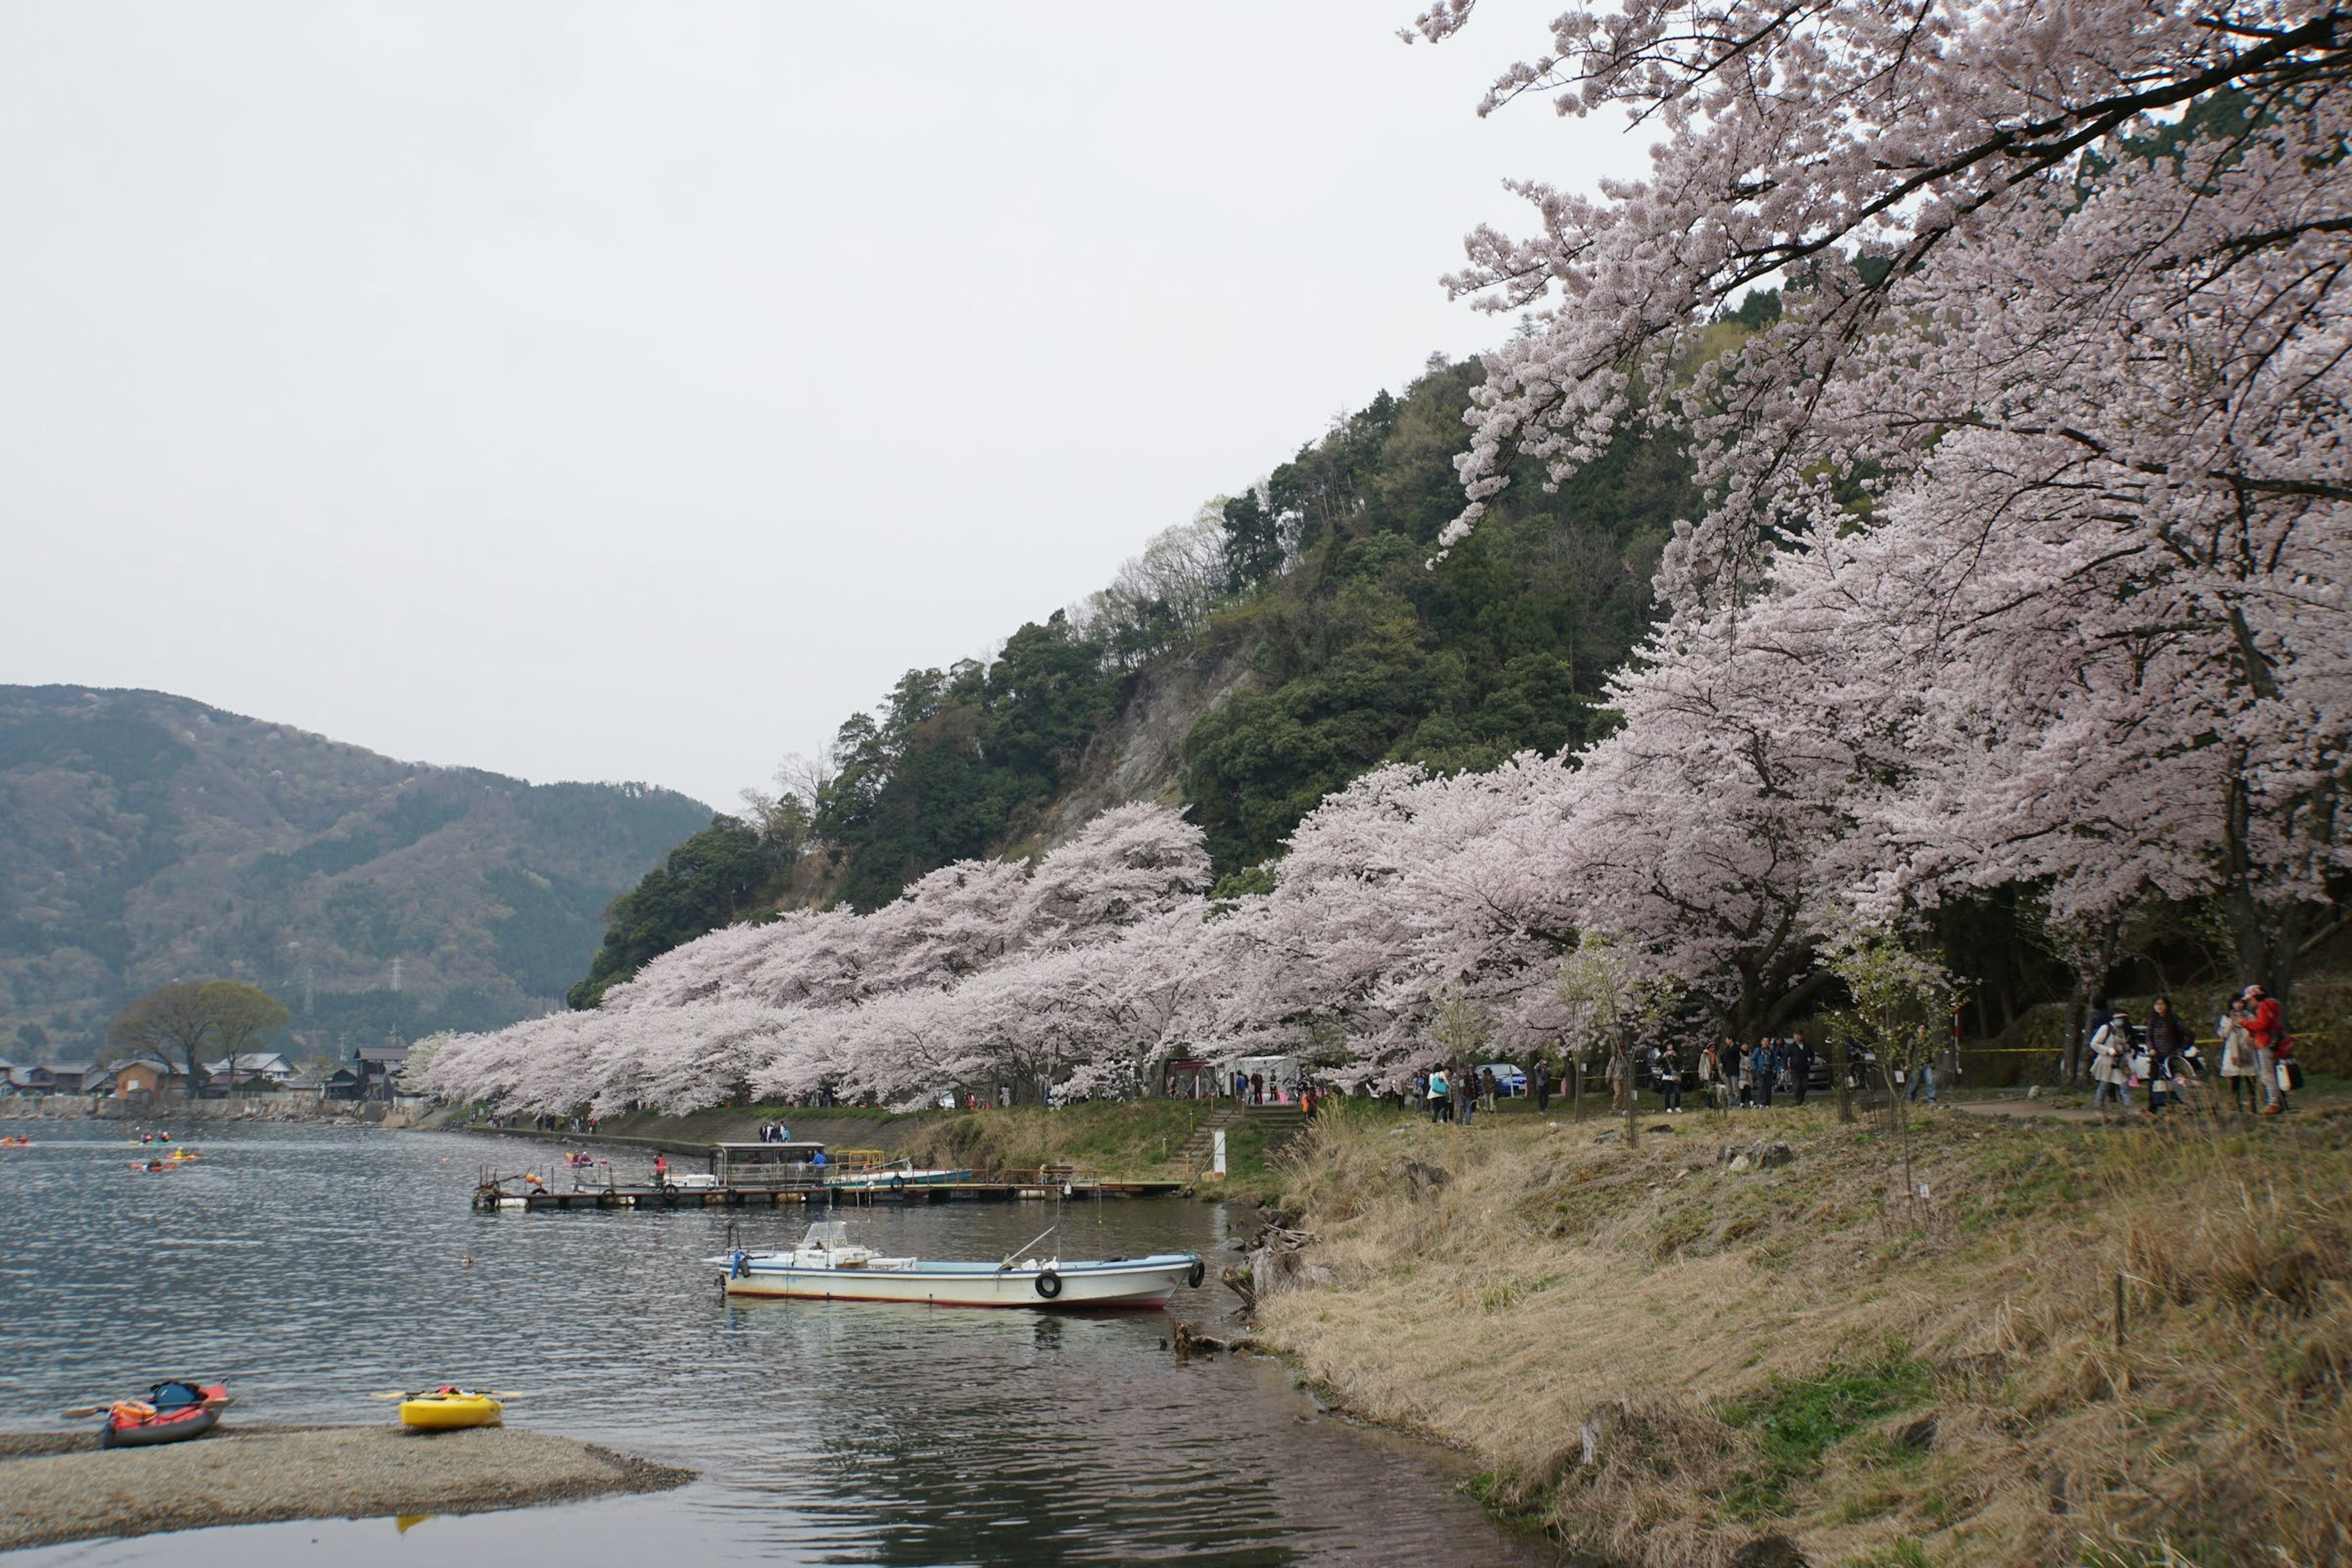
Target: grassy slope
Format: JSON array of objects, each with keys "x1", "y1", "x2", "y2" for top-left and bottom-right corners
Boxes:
[{"x1": 1253, "y1": 1095, "x2": 2351, "y2": 1567}]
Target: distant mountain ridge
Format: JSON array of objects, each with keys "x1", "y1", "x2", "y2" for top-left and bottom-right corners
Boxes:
[{"x1": 0, "y1": 685, "x2": 712, "y2": 1060}]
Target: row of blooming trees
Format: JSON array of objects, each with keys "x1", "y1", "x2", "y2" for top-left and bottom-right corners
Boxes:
[
  {"x1": 1412, "y1": 0, "x2": 2350, "y2": 987},
  {"x1": 426, "y1": 0, "x2": 2346, "y2": 1114}
]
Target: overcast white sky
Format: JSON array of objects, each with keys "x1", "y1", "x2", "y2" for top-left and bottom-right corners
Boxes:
[{"x1": 1, "y1": 2, "x2": 1643, "y2": 811}]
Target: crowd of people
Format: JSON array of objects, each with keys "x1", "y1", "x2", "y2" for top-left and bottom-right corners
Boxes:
[{"x1": 2085, "y1": 986, "x2": 2300, "y2": 1118}]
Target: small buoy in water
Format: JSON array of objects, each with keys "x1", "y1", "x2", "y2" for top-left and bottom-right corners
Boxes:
[{"x1": 461, "y1": 1254, "x2": 474, "y2": 1266}]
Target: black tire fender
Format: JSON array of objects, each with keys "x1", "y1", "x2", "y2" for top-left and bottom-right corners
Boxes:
[
  {"x1": 1186, "y1": 1257, "x2": 1205, "y2": 1289},
  {"x1": 889, "y1": 1174, "x2": 906, "y2": 1191},
  {"x1": 1034, "y1": 1268, "x2": 1063, "y2": 1300}
]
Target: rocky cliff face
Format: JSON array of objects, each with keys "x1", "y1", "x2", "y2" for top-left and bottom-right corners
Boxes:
[
  {"x1": 1029, "y1": 641, "x2": 1258, "y2": 850},
  {"x1": 0, "y1": 685, "x2": 710, "y2": 1059}
]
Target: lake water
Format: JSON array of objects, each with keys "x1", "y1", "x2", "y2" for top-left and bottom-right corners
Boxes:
[{"x1": 0, "y1": 1119, "x2": 1550, "y2": 1566}]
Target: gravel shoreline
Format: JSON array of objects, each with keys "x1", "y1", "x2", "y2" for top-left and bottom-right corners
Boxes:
[{"x1": 0, "y1": 1423, "x2": 695, "y2": 1553}]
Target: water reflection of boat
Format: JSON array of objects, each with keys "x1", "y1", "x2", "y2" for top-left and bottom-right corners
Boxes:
[{"x1": 711, "y1": 1220, "x2": 1202, "y2": 1309}]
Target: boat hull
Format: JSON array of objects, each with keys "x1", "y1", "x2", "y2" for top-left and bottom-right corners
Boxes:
[
  {"x1": 826, "y1": 1167, "x2": 974, "y2": 1192},
  {"x1": 719, "y1": 1252, "x2": 1200, "y2": 1309},
  {"x1": 99, "y1": 1384, "x2": 227, "y2": 1449},
  {"x1": 399, "y1": 1395, "x2": 503, "y2": 1430}
]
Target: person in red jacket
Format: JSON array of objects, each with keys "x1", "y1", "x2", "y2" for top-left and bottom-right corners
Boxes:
[{"x1": 2244, "y1": 986, "x2": 2286, "y2": 1115}]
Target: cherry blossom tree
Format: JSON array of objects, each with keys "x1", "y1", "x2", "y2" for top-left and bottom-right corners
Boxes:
[{"x1": 1404, "y1": 0, "x2": 2350, "y2": 1000}]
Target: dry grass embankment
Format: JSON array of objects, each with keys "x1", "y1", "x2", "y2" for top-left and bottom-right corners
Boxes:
[{"x1": 1253, "y1": 1101, "x2": 2352, "y2": 1567}]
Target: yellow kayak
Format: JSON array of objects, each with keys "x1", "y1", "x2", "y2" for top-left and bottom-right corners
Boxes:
[{"x1": 398, "y1": 1387, "x2": 503, "y2": 1430}]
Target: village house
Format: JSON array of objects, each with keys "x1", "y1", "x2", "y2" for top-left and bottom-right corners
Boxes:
[
  {"x1": 12, "y1": 1060, "x2": 92, "y2": 1095},
  {"x1": 96, "y1": 1057, "x2": 186, "y2": 1098},
  {"x1": 202, "y1": 1052, "x2": 297, "y2": 1093},
  {"x1": 352, "y1": 1045, "x2": 410, "y2": 1100}
]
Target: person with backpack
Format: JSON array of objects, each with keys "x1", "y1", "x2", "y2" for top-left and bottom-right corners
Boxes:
[
  {"x1": 2245, "y1": 986, "x2": 2290, "y2": 1114},
  {"x1": 2217, "y1": 996, "x2": 2259, "y2": 1114},
  {"x1": 2081, "y1": 994, "x2": 2113, "y2": 1088},
  {"x1": 2089, "y1": 1009, "x2": 2135, "y2": 1111},
  {"x1": 2145, "y1": 997, "x2": 2191, "y2": 1117},
  {"x1": 1427, "y1": 1066, "x2": 1449, "y2": 1123}
]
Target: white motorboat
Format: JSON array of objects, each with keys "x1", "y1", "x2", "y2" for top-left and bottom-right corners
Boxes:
[
  {"x1": 709, "y1": 1221, "x2": 1204, "y2": 1308},
  {"x1": 826, "y1": 1160, "x2": 976, "y2": 1192}
]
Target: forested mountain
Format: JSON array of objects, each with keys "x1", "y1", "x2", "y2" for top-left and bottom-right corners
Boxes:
[
  {"x1": 817, "y1": 353, "x2": 1692, "y2": 890},
  {"x1": 569, "y1": 350, "x2": 1700, "y2": 998},
  {"x1": 0, "y1": 686, "x2": 710, "y2": 1060}
]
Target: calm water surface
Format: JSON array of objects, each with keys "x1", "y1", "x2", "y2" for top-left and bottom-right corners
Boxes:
[{"x1": 0, "y1": 1120, "x2": 1548, "y2": 1566}]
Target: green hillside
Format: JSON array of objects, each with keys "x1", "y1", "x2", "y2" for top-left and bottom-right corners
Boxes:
[
  {"x1": 0, "y1": 686, "x2": 711, "y2": 1060},
  {"x1": 568, "y1": 353, "x2": 1694, "y2": 998},
  {"x1": 797, "y1": 353, "x2": 1688, "y2": 895}
]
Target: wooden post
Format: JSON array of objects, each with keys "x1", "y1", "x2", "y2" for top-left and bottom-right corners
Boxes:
[{"x1": 2114, "y1": 1273, "x2": 2127, "y2": 1349}]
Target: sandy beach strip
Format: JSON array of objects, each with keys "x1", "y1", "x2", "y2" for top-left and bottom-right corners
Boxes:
[{"x1": 0, "y1": 1423, "x2": 695, "y2": 1552}]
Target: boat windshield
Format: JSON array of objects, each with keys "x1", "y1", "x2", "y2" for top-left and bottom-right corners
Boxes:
[{"x1": 801, "y1": 1221, "x2": 853, "y2": 1250}]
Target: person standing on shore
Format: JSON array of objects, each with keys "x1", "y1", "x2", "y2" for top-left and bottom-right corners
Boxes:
[
  {"x1": 1785, "y1": 1033, "x2": 1812, "y2": 1107},
  {"x1": 1736, "y1": 1041, "x2": 1755, "y2": 1109},
  {"x1": 1427, "y1": 1067, "x2": 1449, "y2": 1123},
  {"x1": 1531, "y1": 1057, "x2": 1551, "y2": 1114},
  {"x1": 1454, "y1": 1064, "x2": 1475, "y2": 1128},
  {"x1": 1754, "y1": 1038, "x2": 1778, "y2": 1109},
  {"x1": 1697, "y1": 1040, "x2": 1724, "y2": 1110},
  {"x1": 1655, "y1": 1042, "x2": 1683, "y2": 1112}
]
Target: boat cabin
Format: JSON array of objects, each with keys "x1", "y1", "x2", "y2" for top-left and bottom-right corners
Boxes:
[{"x1": 708, "y1": 1141, "x2": 831, "y2": 1188}]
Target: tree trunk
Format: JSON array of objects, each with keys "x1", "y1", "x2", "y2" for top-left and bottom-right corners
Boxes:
[
  {"x1": 1832, "y1": 1036, "x2": 1854, "y2": 1125},
  {"x1": 1618, "y1": 1041, "x2": 1637, "y2": 1149},
  {"x1": 2062, "y1": 986, "x2": 2086, "y2": 1088}
]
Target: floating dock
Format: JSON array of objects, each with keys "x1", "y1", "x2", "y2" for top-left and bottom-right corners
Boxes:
[
  {"x1": 470, "y1": 1138, "x2": 1188, "y2": 1212},
  {"x1": 473, "y1": 1176, "x2": 1188, "y2": 1212},
  {"x1": 470, "y1": 1166, "x2": 1185, "y2": 1213}
]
